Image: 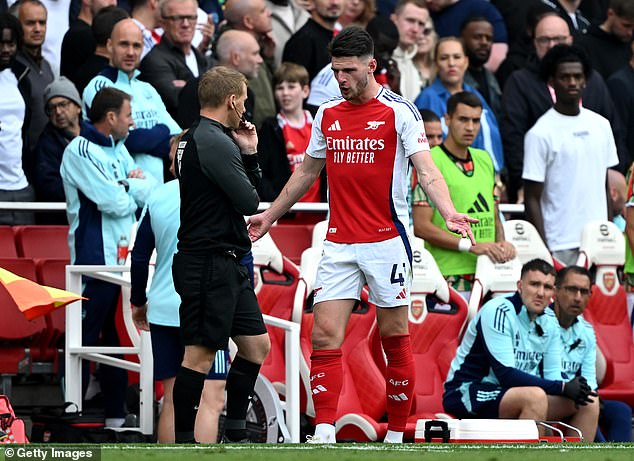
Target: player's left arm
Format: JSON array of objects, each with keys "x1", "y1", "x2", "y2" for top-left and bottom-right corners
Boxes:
[{"x1": 410, "y1": 150, "x2": 478, "y2": 243}]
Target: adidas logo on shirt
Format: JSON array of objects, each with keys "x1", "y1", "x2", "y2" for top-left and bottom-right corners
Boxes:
[
  {"x1": 327, "y1": 120, "x2": 342, "y2": 131},
  {"x1": 467, "y1": 193, "x2": 491, "y2": 214}
]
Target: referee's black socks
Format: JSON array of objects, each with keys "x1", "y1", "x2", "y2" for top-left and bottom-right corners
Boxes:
[
  {"x1": 224, "y1": 356, "x2": 262, "y2": 442},
  {"x1": 173, "y1": 366, "x2": 206, "y2": 443}
]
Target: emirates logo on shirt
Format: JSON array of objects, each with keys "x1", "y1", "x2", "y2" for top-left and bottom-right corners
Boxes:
[{"x1": 327, "y1": 136, "x2": 384, "y2": 164}]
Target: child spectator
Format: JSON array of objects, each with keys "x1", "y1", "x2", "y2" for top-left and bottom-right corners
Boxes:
[{"x1": 257, "y1": 62, "x2": 326, "y2": 204}]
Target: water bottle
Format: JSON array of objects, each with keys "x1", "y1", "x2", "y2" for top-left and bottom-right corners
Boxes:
[{"x1": 117, "y1": 234, "x2": 129, "y2": 265}]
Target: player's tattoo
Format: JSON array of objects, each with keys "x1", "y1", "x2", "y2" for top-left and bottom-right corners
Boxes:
[{"x1": 425, "y1": 177, "x2": 440, "y2": 188}]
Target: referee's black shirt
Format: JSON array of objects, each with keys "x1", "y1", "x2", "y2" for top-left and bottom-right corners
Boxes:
[{"x1": 175, "y1": 116, "x2": 261, "y2": 258}]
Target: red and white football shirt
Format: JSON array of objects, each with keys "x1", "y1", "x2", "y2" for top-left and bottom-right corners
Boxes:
[{"x1": 307, "y1": 87, "x2": 430, "y2": 243}]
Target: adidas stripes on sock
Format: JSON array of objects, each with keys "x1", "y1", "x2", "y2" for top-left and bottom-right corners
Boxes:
[
  {"x1": 382, "y1": 334, "x2": 415, "y2": 432},
  {"x1": 310, "y1": 349, "x2": 343, "y2": 425}
]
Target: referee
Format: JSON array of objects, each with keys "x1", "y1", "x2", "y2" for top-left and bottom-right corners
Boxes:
[{"x1": 171, "y1": 66, "x2": 271, "y2": 443}]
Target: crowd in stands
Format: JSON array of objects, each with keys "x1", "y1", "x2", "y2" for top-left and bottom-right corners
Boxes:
[{"x1": 1, "y1": 0, "x2": 634, "y2": 443}]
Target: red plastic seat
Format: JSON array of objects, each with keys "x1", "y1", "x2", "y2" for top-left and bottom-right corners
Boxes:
[
  {"x1": 257, "y1": 256, "x2": 301, "y2": 394},
  {"x1": 35, "y1": 258, "x2": 69, "y2": 347},
  {"x1": 13, "y1": 225, "x2": 70, "y2": 259},
  {"x1": 269, "y1": 224, "x2": 314, "y2": 265},
  {"x1": 0, "y1": 226, "x2": 17, "y2": 257},
  {"x1": 0, "y1": 258, "x2": 48, "y2": 373}
]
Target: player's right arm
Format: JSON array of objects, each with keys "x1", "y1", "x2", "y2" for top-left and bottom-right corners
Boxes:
[{"x1": 247, "y1": 154, "x2": 325, "y2": 241}]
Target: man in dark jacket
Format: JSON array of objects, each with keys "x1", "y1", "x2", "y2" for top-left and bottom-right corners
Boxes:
[
  {"x1": 139, "y1": 0, "x2": 208, "y2": 117},
  {"x1": 501, "y1": 12, "x2": 627, "y2": 203},
  {"x1": 34, "y1": 77, "x2": 85, "y2": 207}
]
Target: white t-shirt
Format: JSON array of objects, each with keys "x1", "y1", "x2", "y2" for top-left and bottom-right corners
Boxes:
[
  {"x1": 307, "y1": 63, "x2": 340, "y2": 107},
  {"x1": 523, "y1": 107, "x2": 619, "y2": 251},
  {"x1": 0, "y1": 69, "x2": 28, "y2": 190}
]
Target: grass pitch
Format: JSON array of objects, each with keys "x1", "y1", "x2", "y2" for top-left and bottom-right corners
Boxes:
[{"x1": 5, "y1": 444, "x2": 634, "y2": 461}]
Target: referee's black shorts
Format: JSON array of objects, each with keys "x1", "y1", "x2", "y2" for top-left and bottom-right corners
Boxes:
[{"x1": 172, "y1": 251, "x2": 267, "y2": 350}]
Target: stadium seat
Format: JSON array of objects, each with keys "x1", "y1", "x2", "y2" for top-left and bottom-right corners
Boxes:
[
  {"x1": 503, "y1": 219, "x2": 565, "y2": 270},
  {"x1": 575, "y1": 221, "x2": 634, "y2": 407},
  {"x1": 467, "y1": 254, "x2": 522, "y2": 320},
  {"x1": 35, "y1": 258, "x2": 70, "y2": 347},
  {"x1": 406, "y1": 241, "x2": 469, "y2": 421},
  {"x1": 0, "y1": 226, "x2": 17, "y2": 257},
  {"x1": 269, "y1": 223, "x2": 315, "y2": 265},
  {"x1": 13, "y1": 225, "x2": 70, "y2": 259},
  {"x1": 252, "y1": 233, "x2": 301, "y2": 397},
  {"x1": 0, "y1": 258, "x2": 50, "y2": 392}
]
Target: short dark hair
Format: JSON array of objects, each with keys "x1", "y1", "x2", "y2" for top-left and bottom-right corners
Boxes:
[
  {"x1": 419, "y1": 109, "x2": 440, "y2": 123},
  {"x1": 393, "y1": 0, "x2": 427, "y2": 16},
  {"x1": 446, "y1": 91, "x2": 482, "y2": 115},
  {"x1": 555, "y1": 266, "x2": 593, "y2": 288},
  {"x1": 459, "y1": 15, "x2": 491, "y2": 34},
  {"x1": 521, "y1": 258, "x2": 556, "y2": 279},
  {"x1": 539, "y1": 44, "x2": 591, "y2": 82},
  {"x1": 89, "y1": 87, "x2": 131, "y2": 123},
  {"x1": 610, "y1": 0, "x2": 634, "y2": 20},
  {"x1": 329, "y1": 26, "x2": 374, "y2": 59},
  {"x1": 0, "y1": 13, "x2": 23, "y2": 49},
  {"x1": 92, "y1": 6, "x2": 129, "y2": 46}
]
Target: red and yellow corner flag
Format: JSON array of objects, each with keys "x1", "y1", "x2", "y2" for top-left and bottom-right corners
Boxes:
[{"x1": 0, "y1": 267, "x2": 84, "y2": 321}]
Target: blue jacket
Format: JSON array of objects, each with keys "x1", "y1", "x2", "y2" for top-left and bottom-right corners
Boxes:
[
  {"x1": 130, "y1": 180, "x2": 180, "y2": 326},
  {"x1": 83, "y1": 66, "x2": 182, "y2": 183},
  {"x1": 414, "y1": 79, "x2": 504, "y2": 172},
  {"x1": 60, "y1": 122, "x2": 157, "y2": 265}
]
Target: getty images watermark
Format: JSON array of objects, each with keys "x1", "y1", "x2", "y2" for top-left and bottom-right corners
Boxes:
[{"x1": 3, "y1": 447, "x2": 101, "y2": 461}]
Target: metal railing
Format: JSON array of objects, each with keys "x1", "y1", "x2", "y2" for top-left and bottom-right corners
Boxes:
[{"x1": 64, "y1": 265, "x2": 301, "y2": 442}]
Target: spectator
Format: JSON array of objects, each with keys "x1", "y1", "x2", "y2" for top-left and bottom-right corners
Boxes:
[
  {"x1": 390, "y1": 0, "x2": 429, "y2": 101},
  {"x1": 258, "y1": 62, "x2": 327, "y2": 203},
  {"x1": 13, "y1": 0, "x2": 54, "y2": 147},
  {"x1": 500, "y1": 13, "x2": 628, "y2": 203},
  {"x1": 624, "y1": 162, "x2": 634, "y2": 298},
  {"x1": 607, "y1": 33, "x2": 634, "y2": 166},
  {"x1": 139, "y1": 0, "x2": 208, "y2": 118},
  {"x1": 60, "y1": 0, "x2": 117, "y2": 88},
  {"x1": 265, "y1": 0, "x2": 309, "y2": 69},
  {"x1": 223, "y1": 0, "x2": 276, "y2": 129},
  {"x1": 425, "y1": 0, "x2": 508, "y2": 72},
  {"x1": 60, "y1": 87, "x2": 157, "y2": 427},
  {"x1": 576, "y1": 0, "x2": 634, "y2": 80},
  {"x1": 83, "y1": 18, "x2": 181, "y2": 184},
  {"x1": 339, "y1": 0, "x2": 375, "y2": 28},
  {"x1": 33, "y1": 77, "x2": 85, "y2": 205},
  {"x1": 608, "y1": 169, "x2": 627, "y2": 231},
  {"x1": 130, "y1": 133, "x2": 228, "y2": 444},
  {"x1": 74, "y1": 6, "x2": 129, "y2": 94},
  {"x1": 541, "y1": 0, "x2": 591, "y2": 35},
  {"x1": 176, "y1": 29, "x2": 259, "y2": 129},
  {"x1": 413, "y1": 91, "x2": 515, "y2": 293},
  {"x1": 130, "y1": 0, "x2": 163, "y2": 59},
  {"x1": 461, "y1": 16, "x2": 502, "y2": 120},
  {"x1": 0, "y1": 13, "x2": 35, "y2": 225},
  {"x1": 523, "y1": 45, "x2": 618, "y2": 265},
  {"x1": 443, "y1": 258, "x2": 598, "y2": 441},
  {"x1": 415, "y1": 37, "x2": 504, "y2": 173},
  {"x1": 412, "y1": 10, "x2": 436, "y2": 90},
  {"x1": 551, "y1": 265, "x2": 631, "y2": 443},
  {"x1": 282, "y1": 0, "x2": 344, "y2": 80}
]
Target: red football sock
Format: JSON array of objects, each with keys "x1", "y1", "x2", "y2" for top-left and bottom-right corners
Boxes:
[
  {"x1": 310, "y1": 349, "x2": 343, "y2": 425},
  {"x1": 382, "y1": 334, "x2": 415, "y2": 432}
]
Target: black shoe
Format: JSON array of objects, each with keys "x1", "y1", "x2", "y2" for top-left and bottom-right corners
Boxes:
[
  {"x1": 221, "y1": 434, "x2": 250, "y2": 443},
  {"x1": 0, "y1": 429, "x2": 8, "y2": 442}
]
